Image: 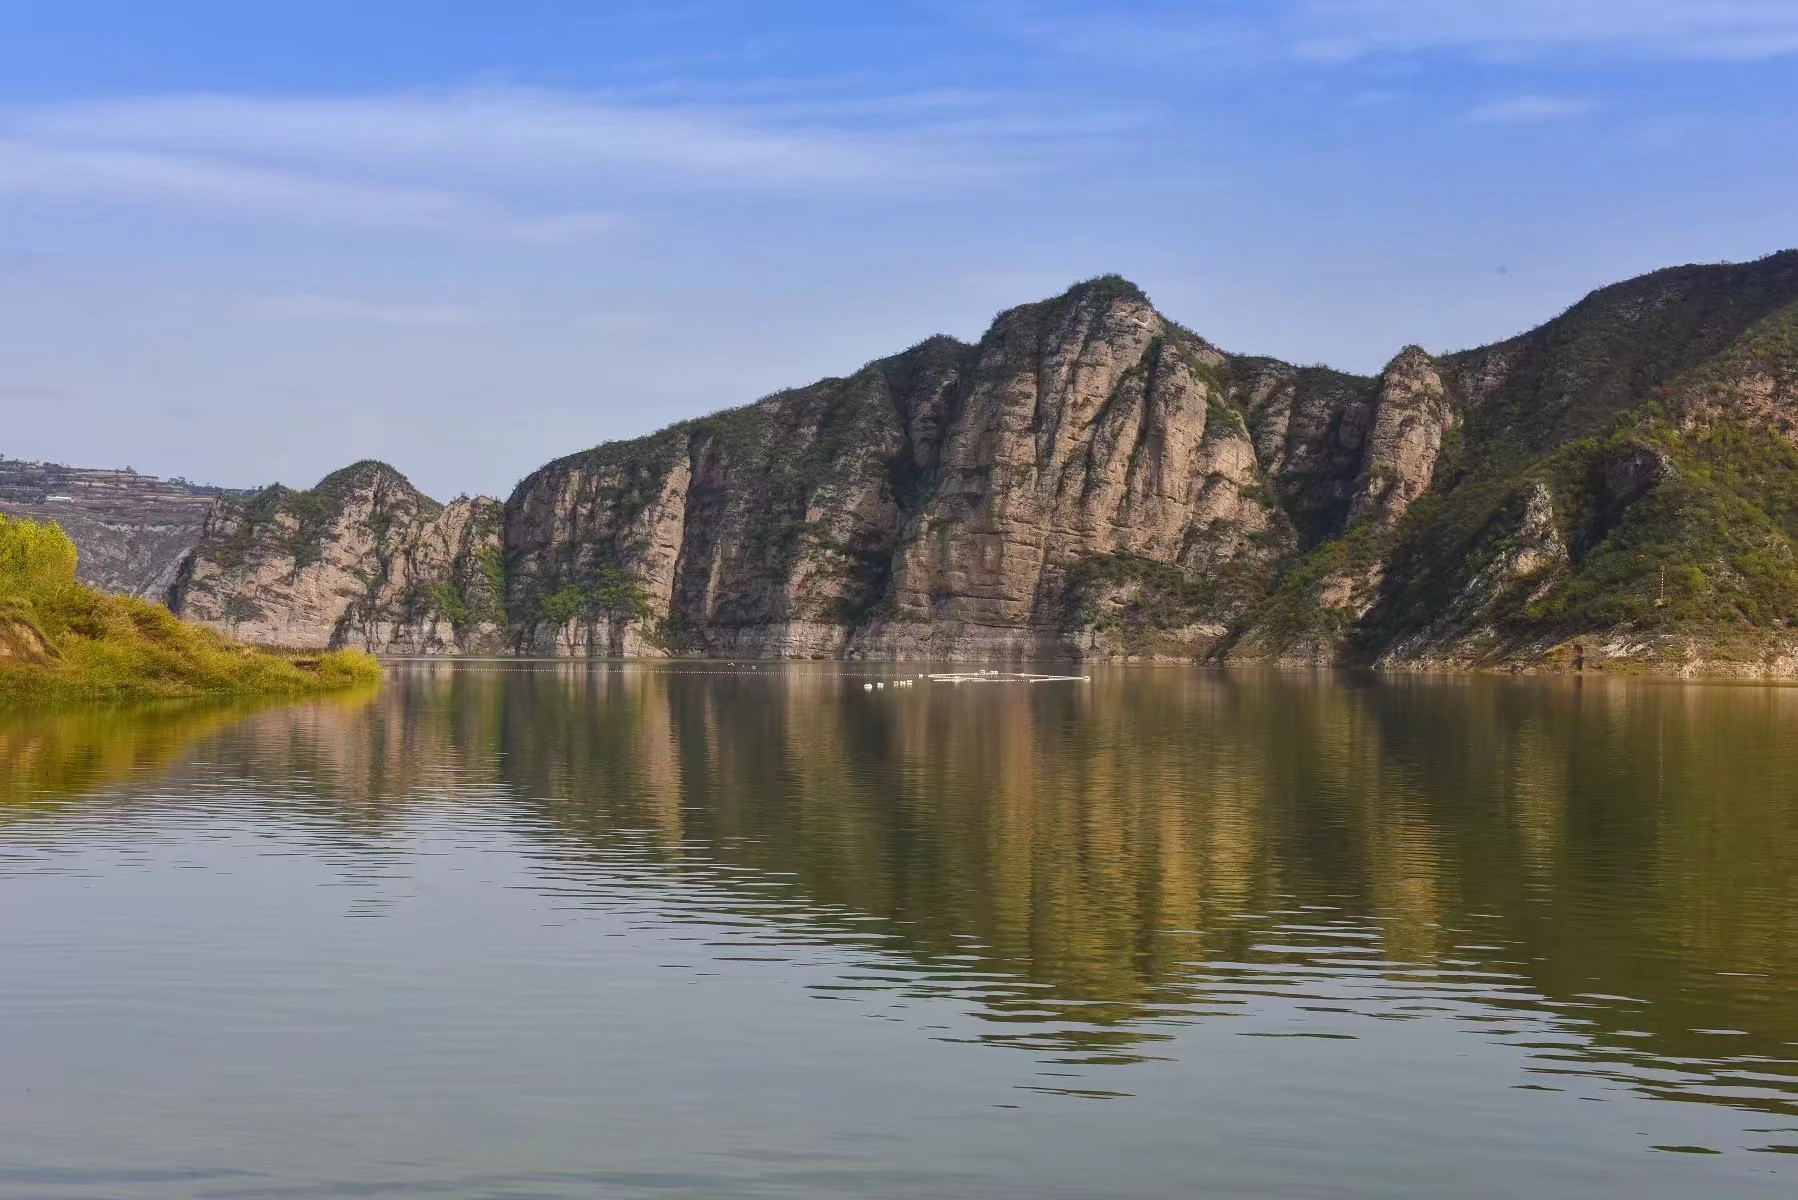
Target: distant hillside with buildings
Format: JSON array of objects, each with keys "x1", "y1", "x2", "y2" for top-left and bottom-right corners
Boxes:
[{"x1": 0, "y1": 458, "x2": 254, "y2": 598}]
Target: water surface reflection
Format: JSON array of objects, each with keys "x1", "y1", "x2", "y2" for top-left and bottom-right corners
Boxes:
[{"x1": 3, "y1": 664, "x2": 1796, "y2": 1197}]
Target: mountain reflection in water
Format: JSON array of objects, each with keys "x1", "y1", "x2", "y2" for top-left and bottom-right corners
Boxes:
[{"x1": 2, "y1": 663, "x2": 1795, "y2": 1198}]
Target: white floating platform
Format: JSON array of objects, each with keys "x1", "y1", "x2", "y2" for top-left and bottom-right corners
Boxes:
[{"x1": 925, "y1": 671, "x2": 1090, "y2": 684}]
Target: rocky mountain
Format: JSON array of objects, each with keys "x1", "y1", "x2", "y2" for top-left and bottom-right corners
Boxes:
[
  {"x1": 165, "y1": 250, "x2": 1798, "y2": 675},
  {"x1": 169, "y1": 462, "x2": 505, "y2": 653},
  {"x1": 504, "y1": 278, "x2": 1295, "y2": 660},
  {"x1": 0, "y1": 460, "x2": 243, "y2": 598},
  {"x1": 1234, "y1": 251, "x2": 1798, "y2": 674}
]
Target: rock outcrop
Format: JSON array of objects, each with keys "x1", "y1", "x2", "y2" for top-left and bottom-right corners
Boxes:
[
  {"x1": 497, "y1": 279, "x2": 1307, "y2": 661},
  {"x1": 1347, "y1": 347, "x2": 1453, "y2": 528},
  {"x1": 169, "y1": 462, "x2": 505, "y2": 653},
  {"x1": 165, "y1": 251, "x2": 1798, "y2": 676},
  {"x1": 863, "y1": 282, "x2": 1290, "y2": 659},
  {"x1": 0, "y1": 609, "x2": 58, "y2": 667}
]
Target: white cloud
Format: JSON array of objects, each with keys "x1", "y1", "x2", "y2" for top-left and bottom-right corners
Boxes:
[
  {"x1": 0, "y1": 86, "x2": 1101, "y2": 238},
  {"x1": 1291, "y1": 0, "x2": 1798, "y2": 62},
  {"x1": 0, "y1": 137, "x2": 616, "y2": 240},
  {"x1": 1003, "y1": 0, "x2": 1798, "y2": 64},
  {"x1": 256, "y1": 294, "x2": 490, "y2": 326},
  {"x1": 18, "y1": 91, "x2": 902, "y2": 188},
  {"x1": 1469, "y1": 96, "x2": 1594, "y2": 124}
]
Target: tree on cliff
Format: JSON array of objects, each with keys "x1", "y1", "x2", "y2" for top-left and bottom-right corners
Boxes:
[{"x1": 538, "y1": 569, "x2": 656, "y2": 655}]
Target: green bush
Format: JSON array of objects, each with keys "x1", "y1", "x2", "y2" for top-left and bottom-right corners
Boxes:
[
  {"x1": 538, "y1": 584, "x2": 587, "y2": 627},
  {"x1": 0, "y1": 513, "x2": 78, "y2": 604},
  {"x1": 0, "y1": 514, "x2": 382, "y2": 702}
]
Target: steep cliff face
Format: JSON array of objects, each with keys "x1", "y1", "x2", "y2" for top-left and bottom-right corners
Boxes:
[
  {"x1": 1224, "y1": 347, "x2": 1455, "y2": 665},
  {"x1": 503, "y1": 334, "x2": 955, "y2": 658},
  {"x1": 1239, "y1": 362, "x2": 1379, "y2": 545},
  {"x1": 863, "y1": 282, "x2": 1291, "y2": 658},
  {"x1": 169, "y1": 462, "x2": 505, "y2": 653},
  {"x1": 169, "y1": 250, "x2": 1798, "y2": 675},
  {"x1": 1347, "y1": 347, "x2": 1453, "y2": 528},
  {"x1": 501, "y1": 279, "x2": 1307, "y2": 661}
]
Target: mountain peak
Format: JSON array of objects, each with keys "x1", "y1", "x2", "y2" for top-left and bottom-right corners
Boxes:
[
  {"x1": 1383, "y1": 345, "x2": 1438, "y2": 373},
  {"x1": 1061, "y1": 274, "x2": 1152, "y2": 309},
  {"x1": 314, "y1": 459, "x2": 413, "y2": 491}
]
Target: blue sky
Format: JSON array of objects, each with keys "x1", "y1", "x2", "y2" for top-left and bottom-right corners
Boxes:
[{"x1": 2, "y1": 1, "x2": 1796, "y2": 500}]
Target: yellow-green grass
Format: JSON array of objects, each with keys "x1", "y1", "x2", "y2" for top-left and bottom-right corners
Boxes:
[{"x1": 0, "y1": 513, "x2": 381, "y2": 703}]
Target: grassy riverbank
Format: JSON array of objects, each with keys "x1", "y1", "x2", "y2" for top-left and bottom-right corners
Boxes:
[{"x1": 0, "y1": 514, "x2": 380, "y2": 702}]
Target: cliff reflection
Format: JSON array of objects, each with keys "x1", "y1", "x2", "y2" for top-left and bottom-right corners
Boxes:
[{"x1": 5, "y1": 665, "x2": 1796, "y2": 1116}]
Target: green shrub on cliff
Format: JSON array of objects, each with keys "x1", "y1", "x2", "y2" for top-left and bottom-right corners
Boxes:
[
  {"x1": 425, "y1": 580, "x2": 473, "y2": 626},
  {"x1": 534, "y1": 570, "x2": 655, "y2": 632},
  {"x1": 538, "y1": 584, "x2": 588, "y2": 627},
  {"x1": 0, "y1": 514, "x2": 381, "y2": 702}
]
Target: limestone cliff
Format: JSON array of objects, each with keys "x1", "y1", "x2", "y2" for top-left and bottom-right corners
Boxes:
[
  {"x1": 169, "y1": 462, "x2": 505, "y2": 653},
  {"x1": 168, "y1": 251, "x2": 1798, "y2": 676},
  {"x1": 500, "y1": 278, "x2": 1307, "y2": 661},
  {"x1": 865, "y1": 281, "x2": 1291, "y2": 659}
]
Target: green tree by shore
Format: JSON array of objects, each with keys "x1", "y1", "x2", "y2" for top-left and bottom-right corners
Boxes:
[{"x1": 0, "y1": 514, "x2": 380, "y2": 702}]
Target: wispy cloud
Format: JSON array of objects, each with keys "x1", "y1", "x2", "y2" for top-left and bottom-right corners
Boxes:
[
  {"x1": 0, "y1": 136, "x2": 616, "y2": 240},
  {"x1": 256, "y1": 294, "x2": 490, "y2": 325},
  {"x1": 18, "y1": 91, "x2": 916, "y2": 189},
  {"x1": 0, "y1": 86, "x2": 1112, "y2": 238},
  {"x1": 1468, "y1": 95, "x2": 1593, "y2": 124},
  {"x1": 1292, "y1": 0, "x2": 1798, "y2": 63},
  {"x1": 1003, "y1": 0, "x2": 1798, "y2": 65}
]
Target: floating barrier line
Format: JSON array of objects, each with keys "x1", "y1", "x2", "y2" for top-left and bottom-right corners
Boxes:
[{"x1": 924, "y1": 672, "x2": 1090, "y2": 683}]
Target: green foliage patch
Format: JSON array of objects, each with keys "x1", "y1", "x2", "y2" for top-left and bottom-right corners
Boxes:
[
  {"x1": 1239, "y1": 522, "x2": 1391, "y2": 654},
  {"x1": 0, "y1": 514, "x2": 381, "y2": 702},
  {"x1": 1359, "y1": 298, "x2": 1798, "y2": 657},
  {"x1": 535, "y1": 570, "x2": 656, "y2": 630},
  {"x1": 222, "y1": 461, "x2": 437, "y2": 571},
  {"x1": 1063, "y1": 551, "x2": 1277, "y2": 655}
]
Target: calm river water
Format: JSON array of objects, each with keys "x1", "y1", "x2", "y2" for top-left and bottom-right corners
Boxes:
[{"x1": 2, "y1": 663, "x2": 1796, "y2": 1198}]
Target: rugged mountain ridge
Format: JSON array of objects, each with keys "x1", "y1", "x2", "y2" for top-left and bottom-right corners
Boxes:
[
  {"x1": 170, "y1": 462, "x2": 505, "y2": 653},
  {"x1": 167, "y1": 250, "x2": 1798, "y2": 675},
  {"x1": 1238, "y1": 251, "x2": 1798, "y2": 674}
]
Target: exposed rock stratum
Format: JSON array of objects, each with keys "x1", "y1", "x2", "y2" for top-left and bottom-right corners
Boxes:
[{"x1": 158, "y1": 251, "x2": 1798, "y2": 676}]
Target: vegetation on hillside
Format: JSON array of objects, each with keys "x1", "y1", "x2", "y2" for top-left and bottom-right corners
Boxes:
[
  {"x1": 1237, "y1": 522, "x2": 1391, "y2": 654},
  {"x1": 1346, "y1": 296, "x2": 1798, "y2": 663},
  {"x1": 1443, "y1": 249, "x2": 1798, "y2": 471},
  {"x1": 529, "y1": 567, "x2": 660, "y2": 652},
  {"x1": 1062, "y1": 550, "x2": 1281, "y2": 656},
  {"x1": 216, "y1": 460, "x2": 435, "y2": 569},
  {"x1": 0, "y1": 514, "x2": 381, "y2": 702}
]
